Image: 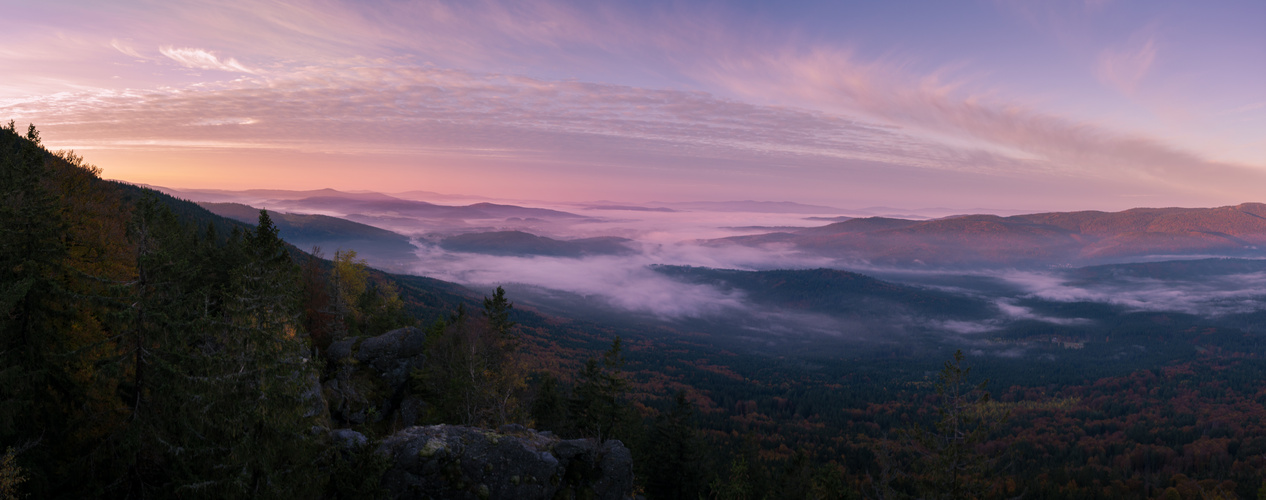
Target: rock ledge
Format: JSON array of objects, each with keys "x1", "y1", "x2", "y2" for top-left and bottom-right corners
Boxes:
[{"x1": 377, "y1": 424, "x2": 633, "y2": 500}]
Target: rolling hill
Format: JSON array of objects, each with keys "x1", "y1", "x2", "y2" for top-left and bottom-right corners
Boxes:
[
  {"x1": 199, "y1": 202, "x2": 420, "y2": 269},
  {"x1": 439, "y1": 230, "x2": 636, "y2": 257},
  {"x1": 717, "y1": 204, "x2": 1266, "y2": 267}
]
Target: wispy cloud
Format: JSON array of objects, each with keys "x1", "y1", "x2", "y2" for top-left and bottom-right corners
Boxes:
[
  {"x1": 700, "y1": 45, "x2": 1265, "y2": 200},
  {"x1": 1000, "y1": 270, "x2": 1266, "y2": 317},
  {"x1": 0, "y1": 61, "x2": 985, "y2": 173},
  {"x1": 160, "y1": 46, "x2": 255, "y2": 73},
  {"x1": 110, "y1": 39, "x2": 144, "y2": 59},
  {"x1": 1096, "y1": 36, "x2": 1156, "y2": 95},
  {"x1": 2, "y1": 0, "x2": 1261, "y2": 208}
]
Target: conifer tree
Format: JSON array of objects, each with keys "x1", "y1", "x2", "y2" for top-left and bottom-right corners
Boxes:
[
  {"x1": 882, "y1": 350, "x2": 1009, "y2": 500},
  {"x1": 115, "y1": 196, "x2": 201, "y2": 496},
  {"x1": 0, "y1": 124, "x2": 92, "y2": 494},
  {"x1": 570, "y1": 336, "x2": 633, "y2": 443},
  {"x1": 161, "y1": 210, "x2": 324, "y2": 498},
  {"x1": 482, "y1": 286, "x2": 524, "y2": 426},
  {"x1": 530, "y1": 373, "x2": 568, "y2": 432},
  {"x1": 0, "y1": 123, "x2": 70, "y2": 437},
  {"x1": 645, "y1": 391, "x2": 705, "y2": 500}
]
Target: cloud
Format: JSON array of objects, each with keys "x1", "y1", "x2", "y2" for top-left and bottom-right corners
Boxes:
[
  {"x1": 994, "y1": 299, "x2": 1091, "y2": 325},
  {"x1": 1, "y1": 61, "x2": 1016, "y2": 183},
  {"x1": 4, "y1": 0, "x2": 1262, "y2": 209},
  {"x1": 1097, "y1": 36, "x2": 1156, "y2": 95},
  {"x1": 999, "y1": 269, "x2": 1266, "y2": 317},
  {"x1": 401, "y1": 212, "x2": 839, "y2": 319},
  {"x1": 110, "y1": 39, "x2": 144, "y2": 59},
  {"x1": 408, "y1": 247, "x2": 748, "y2": 319},
  {"x1": 160, "y1": 46, "x2": 255, "y2": 73},
  {"x1": 699, "y1": 45, "x2": 1266, "y2": 201}
]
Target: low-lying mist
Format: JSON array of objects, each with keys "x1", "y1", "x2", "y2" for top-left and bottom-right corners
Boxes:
[{"x1": 176, "y1": 188, "x2": 1266, "y2": 357}]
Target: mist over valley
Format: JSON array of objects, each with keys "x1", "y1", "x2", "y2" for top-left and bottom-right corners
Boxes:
[{"x1": 182, "y1": 186, "x2": 1266, "y2": 369}]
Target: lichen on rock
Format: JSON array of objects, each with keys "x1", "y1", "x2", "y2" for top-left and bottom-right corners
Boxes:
[{"x1": 376, "y1": 424, "x2": 633, "y2": 500}]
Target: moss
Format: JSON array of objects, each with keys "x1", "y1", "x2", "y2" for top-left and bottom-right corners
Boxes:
[{"x1": 418, "y1": 438, "x2": 446, "y2": 458}]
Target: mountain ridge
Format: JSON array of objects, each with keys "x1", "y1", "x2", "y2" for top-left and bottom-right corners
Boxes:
[{"x1": 717, "y1": 203, "x2": 1266, "y2": 267}]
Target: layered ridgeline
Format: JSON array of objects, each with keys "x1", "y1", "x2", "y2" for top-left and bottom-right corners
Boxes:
[
  {"x1": 717, "y1": 206, "x2": 1266, "y2": 267},
  {"x1": 199, "y1": 201, "x2": 421, "y2": 270},
  {"x1": 4, "y1": 125, "x2": 1266, "y2": 499},
  {"x1": 0, "y1": 125, "x2": 639, "y2": 499}
]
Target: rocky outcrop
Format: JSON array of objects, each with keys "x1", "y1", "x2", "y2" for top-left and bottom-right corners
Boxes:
[
  {"x1": 323, "y1": 327, "x2": 428, "y2": 426},
  {"x1": 377, "y1": 424, "x2": 634, "y2": 500},
  {"x1": 320, "y1": 329, "x2": 635, "y2": 499}
]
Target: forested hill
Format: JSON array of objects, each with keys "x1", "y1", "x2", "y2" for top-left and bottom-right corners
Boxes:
[
  {"x1": 0, "y1": 124, "x2": 661, "y2": 499},
  {"x1": 0, "y1": 124, "x2": 497, "y2": 497},
  {"x1": 6, "y1": 125, "x2": 1266, "y2": 500}
]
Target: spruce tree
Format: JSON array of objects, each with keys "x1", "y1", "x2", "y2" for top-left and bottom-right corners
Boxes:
[
  {"x1": 0, "y1": 124, "x2": 86, "y2": 495},
  {"x1": 115, "y1": 196, "x2": 202, "y2": 496},
  {"x1": 645, "y1": 391, "x2": 705, "y2": 500},
  {"x1": 569, "y1": 336, "x2": 632, "y2": 443},
  {"x1": 162, "y1": 210, "x2": 325, "y2": 498},
  {"x1": 893, "y1": 350, "x2": 1009, "y2": 500}
]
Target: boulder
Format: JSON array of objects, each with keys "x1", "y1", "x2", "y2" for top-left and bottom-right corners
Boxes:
[
  {"x1": 330, "y1": 428, "x2": 369, "y2": 449},
  {"x1": 353, "y1": 326, "x2": 428, "y2": 387},
  {"x1": 324, "y1": 327, "x2": 428, "y2": 426},
  {"x1": 377, "y1": 425, "x2": 634, "y2": 500}
]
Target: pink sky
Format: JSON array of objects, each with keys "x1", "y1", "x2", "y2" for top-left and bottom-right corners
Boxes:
[{"x1": 2, "y1": 0, "x2": 1263, "y2": 211}]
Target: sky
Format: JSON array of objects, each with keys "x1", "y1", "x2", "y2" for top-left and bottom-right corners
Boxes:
[{"x1": 2, "y1": 0, "x2": 1264, "y2": 211}]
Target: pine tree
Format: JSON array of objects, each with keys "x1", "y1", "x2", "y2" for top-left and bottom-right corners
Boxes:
[
  {"x1": 530, "y1": 373, "x2": 568, "y2": 433},
  {"x1": 645, "y1": 391, "x2": 705, "y2": 500},
  {"x1": 483, "y1": 286, "x2": 515, "y2": 336},
  {"x1": 115, "y1": 196, "x2": 202, "y2": 496},
  {"x1": 570, "y1": 337, "x2": 633, "y2": 443},
  {"x1": 0, "y1": 124, "x2": 103, "y2": 494},
  {"x1": 482, "y1": 286, "x2": 523, "y2": 426},
  {"x1": 0, "y1": 123, "x2": 71, "y2": 438},
  {"x1": 899, "y1": 350, "x2": 1009, "y2": 500},
  {"x1": 161, "y1": 210, "x2": 324, "y2": 498},
  {"x1": 415, "y1": 287, "x2": 526, "y2": 427}
]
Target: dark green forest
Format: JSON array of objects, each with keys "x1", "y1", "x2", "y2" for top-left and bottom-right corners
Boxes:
[{"x1": 2, "y1": 124, "x2": 1265, "y2": 499}]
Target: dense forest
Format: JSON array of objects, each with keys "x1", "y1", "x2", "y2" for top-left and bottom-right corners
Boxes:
[{"x1": 2, "y1": 124, "x2": 1265, "y2": 499}]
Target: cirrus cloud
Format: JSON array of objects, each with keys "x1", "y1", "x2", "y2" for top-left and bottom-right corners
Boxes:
[{"x1": 160, "y1": 46, "x2": 255, "y2": 74}]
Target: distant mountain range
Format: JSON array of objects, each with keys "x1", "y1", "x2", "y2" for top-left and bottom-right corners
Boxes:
[
  {"x1": 148, "y1": 185, "x2": 586, "y2": 222},
  {"x1": 646, "y1": 200, "x2": 846, "y2": 213},
  {"x1": 439, "y1": 230, "x2": 636, "y2": 258},
  {"x1": 718, "y1": 203, "x2": 1266, "y2": 267},
  {"x1": 199, "y1": 202, "x2": 420, "y2": 269}
]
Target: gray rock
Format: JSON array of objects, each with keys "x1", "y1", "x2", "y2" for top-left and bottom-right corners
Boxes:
[
  {"x1": 322, "y1": 375, "x2": 373, "y2": 425},
  {"x1": 355, "y1": 327, "x2": 427, "y2": 387},
  {"x1": 302, "y1": 371, "x2": 330, "y2": 422},
  {"x1": 377, "y1": 425, "x2": 634, "y2": 500},
  {"x1": 396, "y1": 395, "x2": 427, "y2": 428},
  {"x1": 326, "y1": 338, "x2": 356, "y2": 363},
  {"x1": 322, "y1": 327, "x2": 428, "y2": 426},
  {"x1": 330, "y1": 428, "x2": 369, "y2": 448}
]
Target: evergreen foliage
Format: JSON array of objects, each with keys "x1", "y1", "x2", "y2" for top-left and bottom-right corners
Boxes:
[
  {"x1": 644, "y1": 391, "x2": 705, "y2": 500},
  {"x1": 569, "y1": 337, "x2": 634, "y2": 443},
  {"x1": 875, "y1": 350, "x2": 1011, "y2": 500},
  {"x1": 414, "y1": 287, "x2": 525, "y2": 427},
  {"x1": 4, "y1": 125, "x2": 1263, "y2": 499}
]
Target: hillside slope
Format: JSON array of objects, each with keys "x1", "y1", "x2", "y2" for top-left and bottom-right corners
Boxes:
[
  {"x1": 717, "y1": 204, "x2": 1266, "y2": 267},
  {"x1": 200, "y1": 201, "x2": 420, "y2": 270}
]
